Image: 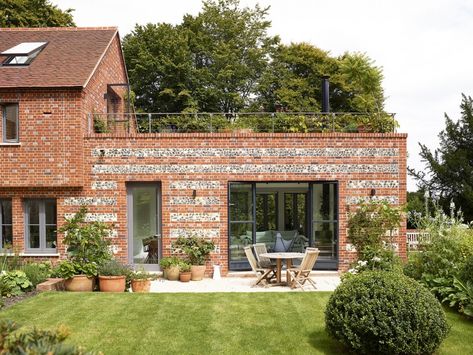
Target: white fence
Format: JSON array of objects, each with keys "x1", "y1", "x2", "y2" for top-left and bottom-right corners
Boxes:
[{"x1": 406, "y1": 230, "x2": 431, "y2": 251}]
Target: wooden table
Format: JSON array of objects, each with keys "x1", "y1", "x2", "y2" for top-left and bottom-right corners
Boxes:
[{"x1": 259, "y1": 252, "x2": 305, "y2": 284}]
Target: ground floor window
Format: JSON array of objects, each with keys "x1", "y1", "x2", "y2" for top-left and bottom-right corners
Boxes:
[
  {"x1": 0, "y1": 199, "x2": 12, "y2": 248},
  {"x1": 229, "y1": 182, "x2": 338, "y2": 270},
  {"x1": 24, "y1": 199, "x2": 57, "y2": 253}
]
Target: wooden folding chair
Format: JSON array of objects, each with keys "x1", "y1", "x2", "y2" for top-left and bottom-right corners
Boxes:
[
  {"x1": 286, "y1": 248, "x2": 319, "y2": 291},
  {"x1": 252, "y1": 243, "x2": 276, "y2": 268},
  {"x1": 244, "y1": 246, "x2": 276, "y2": 286}
]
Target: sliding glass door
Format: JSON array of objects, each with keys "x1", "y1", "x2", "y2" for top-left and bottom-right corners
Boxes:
[{"x1": 228, "y1": 181, "x2": 338, "y2": 270}]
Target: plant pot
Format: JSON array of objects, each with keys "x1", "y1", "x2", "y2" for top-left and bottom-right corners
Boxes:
[
  {"x1": 99, "y1": 275, "x2": 126, "y2": 292},
  {"x1": 162, "y1": 269, "x2": 167, "y2": 279},
  {"x1": 191, "y1": 265, "x2": 206, "y2": 281},
  {"x1": 179, "y1": 271, "x2": 192, "y2": 282},
  {"x1": 64, "y1": 275, "x2": 95, "y2": 292},
  {"x1": 131, "y1": 279, "x2": 151, "y2": 293},
  {"x1": 166, "y1": 266, "x2": 180, "y2": 281}
]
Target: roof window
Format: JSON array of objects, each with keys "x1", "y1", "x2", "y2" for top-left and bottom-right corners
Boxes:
[{"x1": 1, "y1": 42, "x2": 47, "y2": 66}]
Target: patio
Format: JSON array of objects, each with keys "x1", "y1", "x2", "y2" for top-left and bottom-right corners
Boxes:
[{"x1": 149, "y1": 271, "x2": 340, "y2": 293}]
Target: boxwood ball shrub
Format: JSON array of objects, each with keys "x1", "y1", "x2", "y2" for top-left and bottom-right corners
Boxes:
[{"x1": 325, "y1": 271, "x2": 449, "y2": 355}]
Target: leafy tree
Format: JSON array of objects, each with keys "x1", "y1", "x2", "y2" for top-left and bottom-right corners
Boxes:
[
  {"x1": 123, "y1": 0, "x2": 390, "y2": 124},
  {"x1": 123, "y1": 0, "x2": 278, "y2": 113},
  {"x1": 0, "y1": 0, "x2": 75, "y2": 27},
  {"x1": 409, "y1": 94, "x2": 473, "y2": 221},
  {"x1": 256, "y1": 44, "x2": 385, "y2": 113},
  {"x1": 123, "y1": 23, "x2": 196, "y2": 113}
]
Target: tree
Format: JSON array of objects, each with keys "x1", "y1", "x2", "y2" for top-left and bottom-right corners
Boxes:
[
  {"x1": 0, "y1": 0, "x2": 75, "y2": 27},
  {"x1": 256, "y1": 44, "x2": 385, "y2": 113},
  {"x1": 409, "y1": 94, "x2": 473, "y2": 221},
  {"x1": 123, "y1": 23, "x2": 196, "y2": 113},
  {"x1": 123, "y1": 0, "x2": 278, "y2": 113},
  {"x1": 123, "y1": 0, "x2": 390, "y2": 121}
]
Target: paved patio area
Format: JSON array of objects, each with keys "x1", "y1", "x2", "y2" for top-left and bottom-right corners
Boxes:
[{"x1": 149, "y1": 272, "x2": 340, "y2": 292}]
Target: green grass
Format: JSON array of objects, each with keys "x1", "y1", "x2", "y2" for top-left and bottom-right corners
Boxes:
[{"x1": 0, "y1": 292, "x2": 472, "y2": 355}]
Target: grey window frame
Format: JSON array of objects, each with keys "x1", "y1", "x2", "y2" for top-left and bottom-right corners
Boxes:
[
  {"x1": 24, "y1": 199, "x2": 57, "y2": 253},
  {"x1": 0, "y1": 199, "x2": 12, "y2": 249},
  {"x1": 2, "y1": 103, "x2": 19, "y2": 143}
]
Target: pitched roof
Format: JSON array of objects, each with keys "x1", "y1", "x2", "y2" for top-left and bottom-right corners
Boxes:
[{"x1": 0, "y1": 27, "x2": 119, "y2": 89}]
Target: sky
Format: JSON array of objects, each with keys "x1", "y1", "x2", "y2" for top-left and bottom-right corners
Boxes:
[{"x1": 52, "y1": 0, "x2": 473, "y2": 191}]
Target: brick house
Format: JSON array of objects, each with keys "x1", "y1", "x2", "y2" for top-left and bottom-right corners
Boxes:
[{"x1": 0, "y1": 27, "x2": 407, "y2": 274}]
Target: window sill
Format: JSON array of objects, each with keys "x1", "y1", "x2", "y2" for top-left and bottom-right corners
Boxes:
[
  {"x1": 0, "y1": 142, "x2": 21, "y2": 146},
  {"x1": 0, "y1": 253, "x2": 59, "y2": 257}
]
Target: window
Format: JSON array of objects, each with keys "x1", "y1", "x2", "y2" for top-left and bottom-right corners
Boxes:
[
  {"x1": 2, "y1": 104, "x2": 19, "y2": 143},
  {"x1": 24, "y1": 200, "x2": 57, "y2": 253},
  {"x1": 0, "y1": 200, "x2": 12, "y2": 249},
  {"x1": 1, "y1": 42, "x2": 47, "y2": 66}
]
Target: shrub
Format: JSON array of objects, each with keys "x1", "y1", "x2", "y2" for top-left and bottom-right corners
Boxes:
[
  {"x1": 158, "y1": 256, "x2": 181, "y2": 269},
  {"x1": 98, "y1": 259, "x2": 131, "y2": 277},
  {"x1": 59, "y1": 206, "x2": 112, "y2": 266},
  {"x1": 21, "y1": 262, "x2": 52, "y2": 287},
  {"x1": 172, "y1": 236, "x2": 215, "y2": 265},
  {"x1": 130, "y1": 269, "x2": 157, "y2": 281},
  {"x1": 460, "y1": 255, "x2": 473, "y2": 285},
  {"x1": 325, "y1": 271, "x2": 449, "y2": 355},
  {"x1": 0, "y1": 271, "x2": 33, "y2": 297},
  {"x1": 52, "y1": 260, "x2": 98, "y2": 279},
  {"x1": 347, "y1": 201, "x2": 403, "y2": 252},
  {"x1": 346, "y1": 246, "x2": 402, "y2": 278},
  {"x1": 0, "y1": 319, "x2": 98, "y2": 354}
]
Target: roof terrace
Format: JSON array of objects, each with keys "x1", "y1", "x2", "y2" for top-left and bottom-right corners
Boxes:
[{"x1": 88, "y1": 112, "x2": 398, "y2": 135}]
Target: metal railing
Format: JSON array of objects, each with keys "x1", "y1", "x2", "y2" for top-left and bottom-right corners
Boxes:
[{"x1": 88, "y1": 112, "x2": 397, "y2": 134}]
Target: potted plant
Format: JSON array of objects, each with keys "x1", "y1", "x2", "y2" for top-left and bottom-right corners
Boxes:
[
  {"x1": 54, "y1": 260, "x2": 97, "y2": 292},
  {"x1": 159, "y1": 256, "x2": 181, "y2": 281},
  {"x1": 130, "y1": 269, "x2": 157, "y2": 293},
  {"x1": 172, "y1": 236, "x2": 215, "y2": 281},
  {"x1": 98, "y1": 259, "x2": 130, "y2": 292},
  {"x1": 58, "y1": 207, "x2": 112, "y2": 291},
  {"x1": 179, "y1": 261, "x2": 192, "y2": 282}
]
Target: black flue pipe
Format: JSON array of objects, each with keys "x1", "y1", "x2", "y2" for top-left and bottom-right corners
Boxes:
[{"x1": 322, "y1": 76, "x2": 330, "y2": 113}]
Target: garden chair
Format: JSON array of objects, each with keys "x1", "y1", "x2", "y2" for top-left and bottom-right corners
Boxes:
[
  {"x1": 244, "y1": 246, "x2": 276, "y2": 286},
  {"x1": 252, "y1": 243, "x2": 276, "y2": 268},
  {"x1": 286, "y1": 248, "x2": 319, "y2": 291}
]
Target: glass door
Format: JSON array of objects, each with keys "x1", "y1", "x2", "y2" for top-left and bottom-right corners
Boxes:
[
  {"x1": 229, "y1": 183, "x2": 255, "y2": 270},
  {"x1": 310, "y1": 182, "x2": 338, "y2": 269},
  {"x1": 127, "y1": 183, "x2": 161, "y2": 270}
]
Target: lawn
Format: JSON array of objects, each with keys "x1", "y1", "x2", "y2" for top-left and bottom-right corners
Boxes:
[{"x1": 0, "y1": 292, "x2": 472, "y2": 355}]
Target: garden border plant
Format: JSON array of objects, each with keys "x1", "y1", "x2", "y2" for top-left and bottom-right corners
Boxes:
[{"x1": 55, "y1": 206, "x2": 112, "y2": 291}]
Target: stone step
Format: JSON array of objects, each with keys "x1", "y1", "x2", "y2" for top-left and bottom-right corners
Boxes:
[{"x1": 36, "y1": 278, "x2": 65, "y2": 291}]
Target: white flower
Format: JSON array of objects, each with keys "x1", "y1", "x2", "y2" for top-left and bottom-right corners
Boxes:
[
  {"x1": 372, "y1": 256, "x2": 381, "y2": 262},
  {"x1": 358, "y1": 260, "x2": 368, "y2": 267},
  {"x1": 348, "y1": 268, "x2": 358, "y2": 274}
]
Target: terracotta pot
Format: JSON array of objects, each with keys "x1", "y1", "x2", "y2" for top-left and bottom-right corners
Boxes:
[
  {"x1": 166, "y1": 266, "x2": 180, "y2": 281},
  {"x1": 131, "y1": 279, "x2": 151, "y2": 293},
  {"x1": 191, "y1": 265, "x2": 206, "y2": 281},
  {"x1": 162, "y1": 269, "x2": 168, "y2": 279},
  {"x1": 99, "y1": 275, "x2": 126, "y2": 292},
  {"x1": 179, "y1": 271, "x2": 192, "y2": 282},
  {"x1": 64, "y1": 275, "x2": 94, "y2": 292}
]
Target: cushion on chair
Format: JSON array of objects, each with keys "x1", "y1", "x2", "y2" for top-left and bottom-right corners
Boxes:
[{"x1": 273, "y1": 232, "x2": 294, "y2": 252}]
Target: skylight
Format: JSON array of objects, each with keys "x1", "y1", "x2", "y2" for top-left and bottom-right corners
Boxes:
[{"x1": 1, "y1": 42, "x2": 47, "y2": 66}]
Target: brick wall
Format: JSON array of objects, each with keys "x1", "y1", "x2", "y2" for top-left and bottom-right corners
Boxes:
[
  {"x1": 0, "y1": 88, "x2": 84, "y2": 187},
  {"x1": 76, "y1": 132, "x2": 407, "y2": 273}
]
